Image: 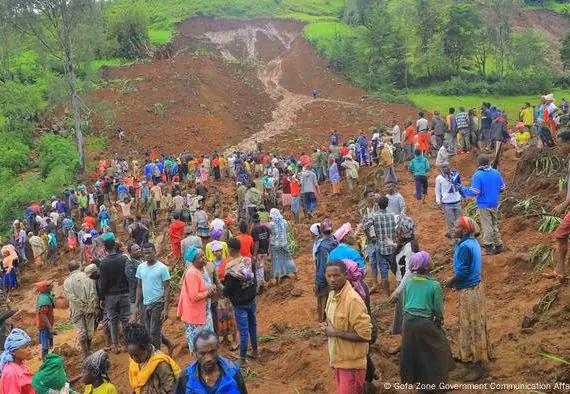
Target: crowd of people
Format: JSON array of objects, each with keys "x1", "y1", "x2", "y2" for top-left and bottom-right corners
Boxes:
[{"x1": 0, "y1": 91, "x2": 566, "y2": 393}]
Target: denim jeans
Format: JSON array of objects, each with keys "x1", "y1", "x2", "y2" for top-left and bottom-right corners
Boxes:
[
  {"x1": 105, "y1": 293, "x2": 131, "y2": 344},
  {"x1": 141, "y1": 301, "x2": 164, "y2": 349},
  {"x1": 369, "y1": 247, "x2": 391, "y2": 281},
  {"x1": 234, "y1": 303, "x2": 258, "y2": 359}
]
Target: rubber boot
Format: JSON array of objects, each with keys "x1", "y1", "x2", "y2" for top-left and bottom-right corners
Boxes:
[{"x1": 493, "y1": 244, "x2": 504, "y2": 255}]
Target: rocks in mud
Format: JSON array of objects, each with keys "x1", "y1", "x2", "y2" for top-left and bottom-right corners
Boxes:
[
  {"x1": 290, "y1": 287, "x2": 303, "y2": 297},
  {"x1": 521, "y1": 312, "x2": 538, "y2": 328}
]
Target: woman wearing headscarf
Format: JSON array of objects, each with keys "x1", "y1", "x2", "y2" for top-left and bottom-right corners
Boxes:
[
  {"x1": 400, "y1": 251, "x2": 454, "y2": 387},
  {"x1": 82, "y1": 350, "x2": 117, "y2": 393},
  {"x1": 177, "y1": 248, "x2": 214, "y2": 353},
  {"x1": 343, "y1": 260, "x2": 378, "y2": 388},
  {"x1": 388, "y1": 215, "x2": 420, "y2": 336},
  {"x1": 269, "y1": 209, "x2": 298, "y2": 285},
  {"x1": 446, "y1": 216, "x2": 491, "y2": 381},
  {"x1": 32, "y1": 353, "x2": 75, "y2": 394},
  {"x1": 328, "y1": 223, "x2": 365, "y2": 269},
  {"x1": 97, "y1": 206, "x2": 110, "y2": 231},
  {"x1": 204, "y1": 229, "x2": 229, "y2": 262},
  {"x1": 328, "y1": 158, "x2": 340, "y2": 195},
  {"x1": 0, "y1": 328, "x2": 34, "y2": 393},
  {"x1": 2, "y1": 247, "x2": 19, "y2": 293}
]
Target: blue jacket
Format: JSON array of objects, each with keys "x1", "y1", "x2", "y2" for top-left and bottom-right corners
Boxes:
[
  {"x1": 453, "y1": 237, "x2": 482, "y2": 290},
  {"x1": 176, "y1": 357, "x2": 245, "y2": 394},
  {"x1": 315, "y1": 236, "x2": 338, "y2": 292},
  {"x1": 328, "y1": 243, "x2": 365, "y2": 269},
  {"x1": 408, "y1": 155, "x2": 431, "y2": 176},
  {"x1": 463, "y1": 167, "x2": 505, "y2": 208}
]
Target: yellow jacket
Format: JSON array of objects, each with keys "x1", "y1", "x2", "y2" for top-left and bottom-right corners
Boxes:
[
  {"x1": 521, "y1": 107, "x2": 533, "y2": 126},
  {"x1": 380, "y1": 147, "x2": 393, "y2": 168},
  {"x1": 326, "y1": 282, "x2": 372, "y2": 369}
]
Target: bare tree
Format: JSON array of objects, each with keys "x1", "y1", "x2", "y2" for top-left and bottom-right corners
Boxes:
[{"x1": 1, "y1": 0, "x2": 101, "y2": 170}]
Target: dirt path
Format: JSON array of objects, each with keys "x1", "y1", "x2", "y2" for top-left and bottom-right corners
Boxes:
[{"x1": 204, "y1": 23, "x2": 356, "y2": 154}]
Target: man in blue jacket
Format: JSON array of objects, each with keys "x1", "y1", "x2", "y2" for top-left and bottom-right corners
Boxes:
[
  {"x1": 462, "y1": 154, "x2": 505, "y2": 255},
  {"x1": 314, "y1": 218, "x2": 338, "y2": 322},
  {"x1": 175, "y1": 330, "x2": 247, "y2": 394}
]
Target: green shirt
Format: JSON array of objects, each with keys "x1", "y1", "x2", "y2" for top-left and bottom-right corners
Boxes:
[{"x1": 402, "y1": 274, "x2": 443, "y2": 319}]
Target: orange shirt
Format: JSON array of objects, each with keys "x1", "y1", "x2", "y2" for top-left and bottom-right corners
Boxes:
[
  {"x1": 405, "y1": 126, "x2": 415, "y2": 145},
  {"x1": 83, "y1": 216, "x2": 96, "y2": 229},
  {"x1": 236, "y1": 234, "x2": 254, "y2": 257},
  {"x1": 290, "y1": 180, "x2": 300, "y2": 197}
]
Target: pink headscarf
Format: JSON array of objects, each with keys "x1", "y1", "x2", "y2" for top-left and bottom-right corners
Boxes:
[
  {"x1": 334, "y1": 223, "x2": 352, "y2": 243},
  {"x1": 343, "y1": 259, "x2": 366, "y2": 300},
  {"x1": 410, "y1": 251, "x2": 431, "y2": 274}
]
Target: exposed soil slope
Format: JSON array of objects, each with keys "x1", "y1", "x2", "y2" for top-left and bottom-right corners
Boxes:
[{"x1": 13, "y1": 16, "x2": 570, "y2": 394}]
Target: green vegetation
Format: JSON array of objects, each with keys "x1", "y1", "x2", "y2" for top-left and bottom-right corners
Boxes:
[{"x1": 407, "y1": 90, "x2": 570, "y2": 118}]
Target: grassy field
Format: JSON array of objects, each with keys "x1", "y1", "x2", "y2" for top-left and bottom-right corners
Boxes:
[
  {"x1": 407, "y1": 89, "x2": 570, "y2": 118},
  {"x1": 108, "y1": 0, "x2": 345, "y2": 45}
]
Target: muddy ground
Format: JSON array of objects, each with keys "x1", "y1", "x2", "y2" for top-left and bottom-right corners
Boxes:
[{"x1": 12, "y1": 17, "x2": 570, "y2": 394}]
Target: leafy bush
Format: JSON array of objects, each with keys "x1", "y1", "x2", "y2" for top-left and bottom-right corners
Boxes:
[
  {"x1": 434, "y1": 77, "x2": 491, "y2": 96},
  {"x1": 0, "y1": 137, "x2": 30, "y2": 174},
  {"x1": 38, "y1": 134, "x2": 79, "y2": 177},
  {"x1": 0, "y1": 81, "x2": 45, "y2": 125},
  {"x1": 109, "y1": 8, "x2": 151, "y2": 59},
  {"x1": 493, "y1": 70, "x2": 555, "y2": 96}
]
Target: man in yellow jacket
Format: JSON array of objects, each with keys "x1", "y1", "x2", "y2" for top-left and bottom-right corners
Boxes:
[
  {"x1": 380, "y1": 143, "x2": 398, "y2": 184},
  {"x1": 324, "y1": 260, "x2": 372, "y2": 394},
  {"x1": 520, "y1": 102, "x2": 534, "y2": 134}
]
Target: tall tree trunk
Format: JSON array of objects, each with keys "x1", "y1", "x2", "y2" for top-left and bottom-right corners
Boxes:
[{"x1": 62, "y1": 3, "x2": 85, "y2": 171}]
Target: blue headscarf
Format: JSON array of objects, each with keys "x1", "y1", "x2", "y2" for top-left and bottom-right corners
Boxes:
[
  {"x1": 0, "y1": 328, "x2": 32, "y2": 376},
  {"x1": 184, "y1": 246, "x2": 199, "y2": 264}
]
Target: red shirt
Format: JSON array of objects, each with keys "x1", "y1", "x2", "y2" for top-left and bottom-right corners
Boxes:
[
  {"x1": 169, "y1": 220, "x2": 186, "y2": 243},
  {"x1": 405, "y1": 126, "x2": 415, "y2": 145},
  {"x1": 281, "y1": 176, "x2": 291, "y2": 194},
  {"x1": 290, "y1": 180, "x2": 300, "y2": 197},
  {"x1": 341, "y1": 147, "x2": 349, "y2": 156},
  {"x1": 236, "y1": 234, "x2": 254, "y2": 257},
  {"x1": 300, "y1": 155, "x2": 310, "y2": 166},
  {"x1": 83, "y1": 216, "x2": 96, "y2": 229}
]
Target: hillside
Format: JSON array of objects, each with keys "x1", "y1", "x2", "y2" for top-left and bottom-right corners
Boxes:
[{"x1": 6, "y1": 15, "x2": 570, "y2": 394}]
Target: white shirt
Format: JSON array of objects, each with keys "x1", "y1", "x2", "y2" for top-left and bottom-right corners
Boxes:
[
  {"x1": 435, "y1": 174, "x2": 461, "y2": 204},
  {"x1": 416, "y1": 118, "x2": 429, "y2": 132},
  {"x1": 436, "y1": 146, "x2": 449, "y2": 167},
  {"x1": 391, "y1": 125, "x2": 401, "y2": 144}
]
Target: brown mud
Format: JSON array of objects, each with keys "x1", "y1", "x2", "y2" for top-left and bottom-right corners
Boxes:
[{"x1": 12, "y1": 16, "x2": 570, "y2": 394}]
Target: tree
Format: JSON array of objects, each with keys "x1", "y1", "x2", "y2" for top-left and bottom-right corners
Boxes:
[
  {"x1": 413, "y1": 0, "x2": 441, "y2": 78},
  {"x1": 365, "y1": 1, "x2": 407, "y2": 88},
  {"x1": 442, "y1": 3, "x2": 479, "y2": 74},
  {"x1": 1, "y1": 0, "x2": 103, "y2": 170},
  {"x1": 510, "y1": 28, "x2": 548, "y2": 70},
  {"x1": 109, "y1": 8, "x2": 150, "y2": 59},
  {"x1": 482, "y1": 0, "x2": 522, "y2": 78},
  {"x1": 473, "y1": 21, "x2": 493, "y2": 77},
  {"x1": 561, "y1": 30, "x2": 570, "y2": 71},
  {"x1": 341, "y1": 0, "x2": 376, "y2": 26}
]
